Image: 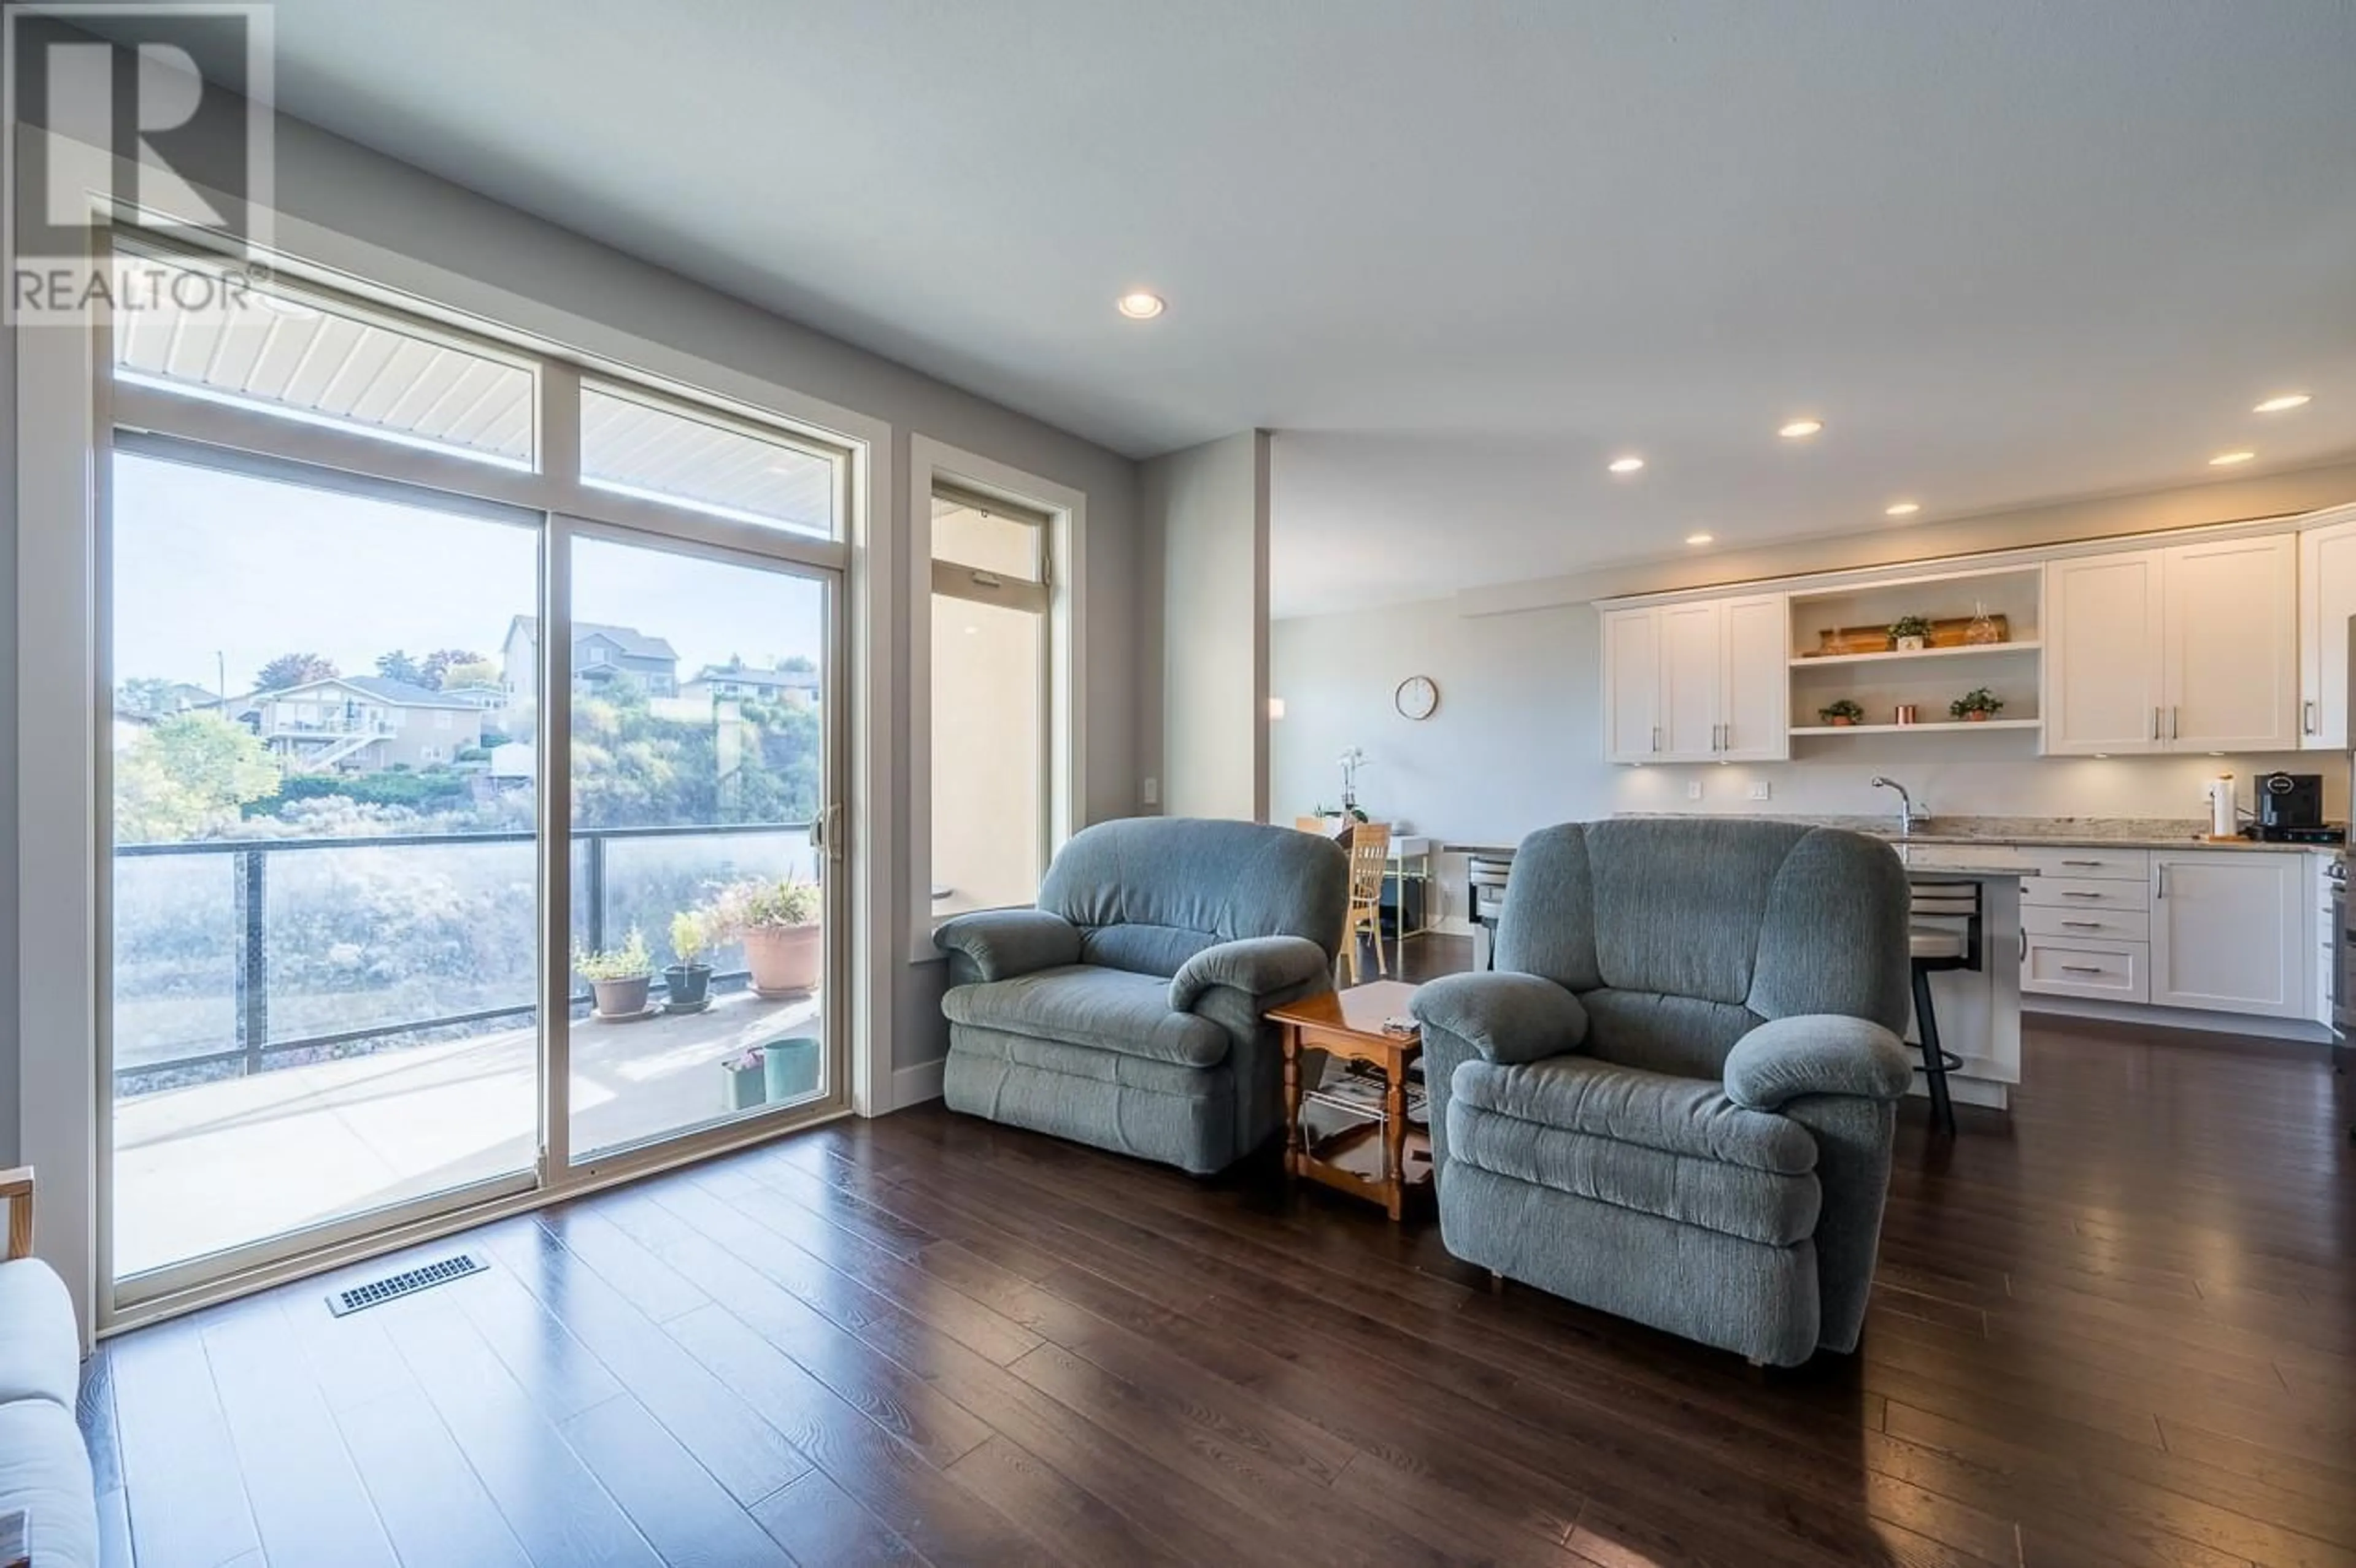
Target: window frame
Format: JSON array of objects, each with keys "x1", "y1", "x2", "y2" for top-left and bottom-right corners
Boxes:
[{"x1": 907, "y1": 437, "x2": 1086, "y2": 962}]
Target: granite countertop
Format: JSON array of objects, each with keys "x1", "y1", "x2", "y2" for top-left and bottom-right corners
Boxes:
[{"x1": 1734, "y1": 814, "x2": 2336, "y2": 855}]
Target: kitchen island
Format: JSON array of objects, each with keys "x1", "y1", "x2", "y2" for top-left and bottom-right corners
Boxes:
[{"x1": 1893, "y1": 847, "x2": 2035, "y2": 1111}]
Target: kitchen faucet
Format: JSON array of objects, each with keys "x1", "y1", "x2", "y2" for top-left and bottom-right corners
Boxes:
[{"x1": 1870, "y1": 776, "x2": 1928, "y2": 837}]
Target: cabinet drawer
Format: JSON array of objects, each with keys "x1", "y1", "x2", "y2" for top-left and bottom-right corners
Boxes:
[
  {"x1": 2023, "y1": 938, "x2": 2149, "y2": 1002},
  {"x1": 2022, "y1": 905, "x2": 2152, "y2": 942},
  {"x1": 2015, "y1": 846, "x2": 2151, "y2": 882},
  {"x1": 2023, "y1": 875, "x2": 2152, "y2": 912}
]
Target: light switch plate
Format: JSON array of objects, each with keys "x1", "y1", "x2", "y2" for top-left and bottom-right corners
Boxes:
[
  {"x1": 1685, "y1": 779, "x2": 1704, "y2": 801},
  {"x1": 1749, "y1": 781, "x2": 1772, "y2": 801},
  {"x1": 1142, "y1": 776, "x2": 1158, "y2": 807}
]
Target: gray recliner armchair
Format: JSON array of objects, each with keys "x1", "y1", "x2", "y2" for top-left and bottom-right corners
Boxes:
[
  {"x1": 1413, "y1": 818, "x2": 1915, "y2": 1366},
  {"x1": 936, "y1": 817, "x2": 1349, "y2": 1174}
]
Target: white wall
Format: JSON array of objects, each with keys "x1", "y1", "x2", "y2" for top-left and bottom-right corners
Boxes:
[
  {"x1": 1148, "y1": 431, "x2": 1269, "y2": 820},
  {"x1": 1273, "y1": 592, "x2": 2336, "y2": 929}
]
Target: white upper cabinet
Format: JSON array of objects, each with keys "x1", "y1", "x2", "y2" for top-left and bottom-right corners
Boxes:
[
  {"x1": 1600, "y1": 595, "x2": 1788, "y2": 764},
  {"x1": 2162, "y1": 533, "x2": 2296, "y2": 751},
  {"x1": 2298, "y1": 507, "x2": 2356, "y2": 750},
  {"x1": 2044, "y1": 551, "x2": 2164, "y2": 755},
  {"x1": 1602, "y1": 607, "x2": 1662, "y2": 763},
  {"x1": 2044, "y1": 537, "x2": 2295, "y2": 755},
  {"x1": 1718, "y1": 594, "x2": 1790, "y2": 759}
]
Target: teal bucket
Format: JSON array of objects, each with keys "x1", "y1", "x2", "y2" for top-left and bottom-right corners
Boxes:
[{"x1": 761, "y1": 1036, "x2": 822, "y2": 1102}]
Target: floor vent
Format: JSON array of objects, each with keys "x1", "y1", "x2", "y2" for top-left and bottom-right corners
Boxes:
[{"x1": 325, "y1": 1252, "x2": 487, "y2": 1316}]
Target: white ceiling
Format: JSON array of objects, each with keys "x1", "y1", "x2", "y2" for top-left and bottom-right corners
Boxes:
[{"x1": 232, "y1": 1, "x2": 2356, "y2": 615}]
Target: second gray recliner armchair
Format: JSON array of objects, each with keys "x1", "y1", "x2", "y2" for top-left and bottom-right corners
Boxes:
[{"x1": 1413, "y1": 818, "x2": 1916, "y2": 1366}]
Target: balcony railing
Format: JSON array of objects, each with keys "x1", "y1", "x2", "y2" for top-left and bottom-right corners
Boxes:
[{"x1": 112, "y1": 821, "x2": 815, "y2": 1092}]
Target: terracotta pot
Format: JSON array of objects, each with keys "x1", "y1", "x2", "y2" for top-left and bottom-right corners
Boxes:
[
  {"x1": 1965, "y1": 710, "x2": 1990, "y2": 722},
  {"x1": 744, "y1": 924, "x2": 822, "y2": 996},
  {"x1": 1827, "y1": 715, "x2": 1855, "y2": 727}
]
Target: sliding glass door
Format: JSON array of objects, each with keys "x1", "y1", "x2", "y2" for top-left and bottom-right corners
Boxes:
[{"x1": 98, "y1": 237, "x2": 858, "y2": 1311}]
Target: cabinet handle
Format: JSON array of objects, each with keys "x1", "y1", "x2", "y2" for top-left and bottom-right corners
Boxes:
[
  {"x1": 2151, "y1": 705, "x2": 2160, "y2": 742},
  {"x1": 2061, "y1": 964, "x2": 2108, "y2": 975},
  {"x1": 1652, "y1": 726, "x2": 1661, "y2": 753},
  {"x1": 2306, "y1": 699, "x2": 2319, "y2": 736},
  {"x1": 2061, "y1": 859, "x2": 2103, "y2": 867},
  {"x1": 2169, "y1": 706, "x2": 2179, "y2": 740},
  {"x1": 2062, "y1": 890, "x2": 2103, "y2": 899},
  {"x1": 2061, "y1": 920, "x2": 2103, "y2": 929},
  {"x1": 2156, "y1": 864, "x2": 2166, "y2": 899}
]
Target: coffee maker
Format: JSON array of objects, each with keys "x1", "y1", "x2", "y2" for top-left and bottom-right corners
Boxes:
[{"x1": 2254, "y1": 772, "x2": 2330, "y2": 842}]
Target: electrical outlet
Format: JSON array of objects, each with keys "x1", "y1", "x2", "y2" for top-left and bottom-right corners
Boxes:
[
  {"x1": 1749, "y1": 781, "x2": 1772, "y2": 801},
  {"x1": 1142, "y1": 776, "x2": 1158, "y2": 807},
  {"x1": 1685, "y1": 779, "x2": 1704, "y2": 801}
]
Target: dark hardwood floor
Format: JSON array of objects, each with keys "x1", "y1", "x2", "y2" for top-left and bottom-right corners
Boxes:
[{"x1": 83, "y1": 934, "x2": 2356, "y2": 1567}]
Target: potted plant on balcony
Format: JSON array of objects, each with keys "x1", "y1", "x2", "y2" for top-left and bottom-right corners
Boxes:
[
  {"x1": 721, "y1": 1047, "x2": 767, "y2": 1111},
  {"x1": 576, "y1": 928, "x2": 654, "y2": 1020},
  {"x1": 665, "y1": 909, "x2": 714, "y2": 1013},
  {"x1": 1888, "y1": 615, "x2": 1933, "y2": 651},
  {"x1": 710, "y1": 875, "x2": 823, "y2": 997},
  {"x1": 1819, "y1": 699, "x2": 1866, "y2": 728},
  {"x1": 760, "y1": 1034, "x2": 822, "y2": 1102},
  {"x1": 1949, "y1": 687, "x2": 2005, "y2": 722}
]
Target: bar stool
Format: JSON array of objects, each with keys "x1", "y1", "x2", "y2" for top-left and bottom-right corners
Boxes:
[{"x1": 1906, "y1": 882, "x2": 1979, "y2": 1137}]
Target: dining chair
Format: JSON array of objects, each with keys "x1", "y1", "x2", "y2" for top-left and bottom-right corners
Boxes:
[{"x1": 1339, "y1": 821, "x2": 1392, "y2": 984}]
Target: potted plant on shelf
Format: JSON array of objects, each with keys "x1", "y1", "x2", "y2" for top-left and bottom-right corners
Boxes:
[
  {"x1": 1888, "y1": 615, "x2": 1933, "y2": 651},
  {"x1": 1950, "y1": 687, "x2": 2005, "y2": 722},
  {"x1": 576, "y1": 928, "x2": 654, "y2": 1020},
  {"x1": 721, "y1": 1047, "x2": 766, "y2": 1111},
  {"x1": 1819, "y1": 699, "x2": 1866, "y2": 728},
  {"x1": 665, "y1": 909, "x2": 713, "y2": 1013},
  {"x1": 710, "y1": 875, "x2": 823, "y2": 997}
]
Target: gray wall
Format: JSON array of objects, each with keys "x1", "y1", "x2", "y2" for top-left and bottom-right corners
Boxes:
[
  {"x1": 4, "y1": 108, "x2": 1154, "y2": 1155},
  {"x1": 1146, "y1": 430, "x2": 1269, "y2": 820},
  {"x1": 1272, "y1": 467, "x2": 2356, "y2": 928}
]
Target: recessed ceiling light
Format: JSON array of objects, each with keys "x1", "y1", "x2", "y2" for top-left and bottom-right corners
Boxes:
[
  {"x1": 1685, "y1": 532, "x2": 1714, "y2": 545},
  {"x1": 1777, "y1": 418, "x2": 1824, "y2": 439},
  {"x1": 1115, "y1": 290, "x2": 1165, "y2": 320},
  {"x1": 1608, "y1": 455, "x2": 1646, "y2": 474},
  {"x1": 2252, "y1": 393, "x2": 2311, "y2": 414},
  {"x1": 2208, "y1": 450, "x2": 2256, "y2": 467},
  {"x1": 1884, "y1": 501, "x2": 1922, "y2": 517}
]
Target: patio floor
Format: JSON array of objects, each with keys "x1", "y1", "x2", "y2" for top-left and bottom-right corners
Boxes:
[{"x1": 112, "y1": 988, "x2": 822, "y2": 1280}]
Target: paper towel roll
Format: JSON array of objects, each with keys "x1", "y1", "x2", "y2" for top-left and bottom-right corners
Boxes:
[{"x1": 2208, "y1": 775, "x2": 2236, "y2": 838}]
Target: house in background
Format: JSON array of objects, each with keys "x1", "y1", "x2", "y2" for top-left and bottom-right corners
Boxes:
[
  {"x1": 680, "y1": 657, "x2": 819, "y2": 707},
  {"x1": 252, "y1": 676, "x2": 486, "y2": 774},
  {"x1": 501, "y1": 616, "x2": 679, "y2": 700}
]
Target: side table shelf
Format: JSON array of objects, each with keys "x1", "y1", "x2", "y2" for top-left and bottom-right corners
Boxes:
[{"x1": 1266, "y1": 980, "x2": 1433, "y2": 1222}]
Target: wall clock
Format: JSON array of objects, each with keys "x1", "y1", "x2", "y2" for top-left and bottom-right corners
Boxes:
[{"x1": 1394, "y1": 675, "x2": 1439, "y2": 721}]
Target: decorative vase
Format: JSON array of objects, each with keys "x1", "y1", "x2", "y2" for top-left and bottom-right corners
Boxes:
[
  {"x1": 1964, "y1": 603, "x2": 2003, "y2": 645},
  {"x1": 744, "y1": 925, "x2": 822, "y2": 996},
  {"x1": 723, "y1": 1057, "x2": 766, "y2": 1111},
  {"x1": 590, "y1": 975, "x2": 650, "y2": 1018},
  {"x1": 761, "y1": 1036, "x2": 822, "y2": 1101},
  {"x1": 664, "y1": 963, "x2": 712, "y2": 1010}
]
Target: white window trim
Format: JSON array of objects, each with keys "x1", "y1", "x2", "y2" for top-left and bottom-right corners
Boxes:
[
  {"x1": 15, "y1": 127, "x2": 909, "y2": 1343},
  {"x1": 907, "y1": 436, "x2": 1087, "y2": 964}
]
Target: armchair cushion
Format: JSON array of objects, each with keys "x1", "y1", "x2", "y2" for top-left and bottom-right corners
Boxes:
[
  {"x1": 1722, "y1": 1015, "x2": 1914, "y2": 1111},
  {"x1": 1168, "y1": 936, "x2": 1330, "y2": 1013},
  {"x1": 942, "y1": 966, "x2": 1230, "y2": 1068},
  {"x1": 1452, "y1": 1056, "x2": 1817, "y2": 1175},
  {"x1": 0, "y1": 1261, "x2": 77, "y2": 1408},
  {"x1": 934, "y1": 909, "x2": 1083, "y2": 983},
  {"x1": 1412, "y1": 972, "x2": 1589, "y2": 1065}
]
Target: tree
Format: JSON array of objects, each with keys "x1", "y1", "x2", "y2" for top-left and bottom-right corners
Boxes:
[
  {"x1": 441, "y1": 658, "x2": 501, "y2": 692},
  {"x1": 418, "y1": 648, "x2": 485, "y2": 690},
  {"x1": 374, "y1": 650, "x2": 425, "y2": 687},
  {"x1": 256, "y1": 653, "x2": 337, "y2": 691},
  {"x1": 115, "y1": 677, "x2": 188, "y2": 720},
  {"x1": 114, "y1": 713, "x2": 279, "y2": 843}
]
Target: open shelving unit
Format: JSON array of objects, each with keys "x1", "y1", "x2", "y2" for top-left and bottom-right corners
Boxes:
[{"x1": 1786, "y1": 564, "x2": 2044, "y2": 742}]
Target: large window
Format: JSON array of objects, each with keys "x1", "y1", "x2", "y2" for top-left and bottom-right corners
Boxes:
[
  {"x1": 96, "y1": 233, "x2": 856, "y2": 1310},
  {"x1": 929, "y1": 483, "x2": 1053, "y2": 918}
]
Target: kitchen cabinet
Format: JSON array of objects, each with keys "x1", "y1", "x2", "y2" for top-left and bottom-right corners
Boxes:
[
  {"x1": 2149, "y1": 852, "x2": 2308, "y2": 1018},
  {"x1": 2298, "y1": 506, "x2": 2356, "y2": 749},
  {"x1": 2043, "y1": 537, "x2": 2296, "y2": 755},
  {"x1": 1601, "y1": 594, "x2": 1787, "y2": 764}
]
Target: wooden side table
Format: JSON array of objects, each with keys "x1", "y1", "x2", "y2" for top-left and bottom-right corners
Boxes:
[{"x1": 1266, "y1": 980, "x2": 1431, "y2": 1221}]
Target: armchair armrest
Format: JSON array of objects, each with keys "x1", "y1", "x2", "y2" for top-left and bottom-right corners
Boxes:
[
  {"x1": 934, "y1": 909, "x2": 1082, "y2": 983},
  {"x1": 1, "y1": 1165, "x2": 33, "y2": 1260},
  {"x1": 1722, "y1": 1015, "x2": 1913, "y2": 1110},
  {"x1": 1411, "y1": 972, "x2": 1588, "y2": 1065},
  {"x1": 1168, "y1": 936, "x2": 1330, "y2": 1012}
]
